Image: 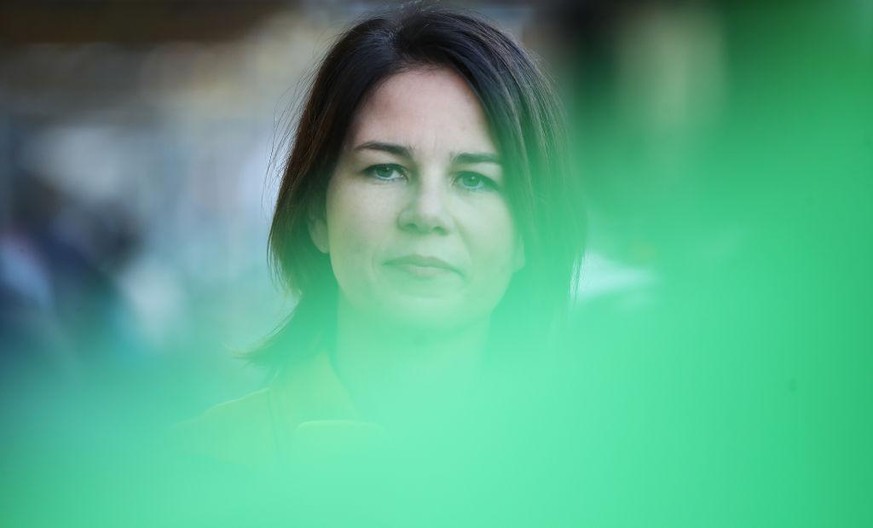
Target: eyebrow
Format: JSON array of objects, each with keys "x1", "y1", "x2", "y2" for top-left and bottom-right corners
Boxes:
[
  {"x1": 453, "y1": 152, "x2": 500, "y2": 165},
  {"x1": 354, "y1": 141, "x2": 413, "y2": 160},
  {"x1": 353, "y1": 141, "x2": 501, "y2": 166}
]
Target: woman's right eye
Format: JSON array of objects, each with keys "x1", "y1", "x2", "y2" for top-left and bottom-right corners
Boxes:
[{"x1": 363, "y1": 164, "x2": 405, "y2": 181}]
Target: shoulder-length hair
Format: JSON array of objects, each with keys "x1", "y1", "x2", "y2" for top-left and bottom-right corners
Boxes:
[{"x1": 252, "y1": 3, "x2": 584, "y2": 369}]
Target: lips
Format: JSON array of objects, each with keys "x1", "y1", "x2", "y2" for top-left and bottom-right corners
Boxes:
[{"x1": 384, "y1": 255, "x2": 461, "y2": 277}]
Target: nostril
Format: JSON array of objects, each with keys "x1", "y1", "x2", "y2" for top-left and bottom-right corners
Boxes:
[{"x1": 398, "y1": 186, "x2": 451, "y2": 234}]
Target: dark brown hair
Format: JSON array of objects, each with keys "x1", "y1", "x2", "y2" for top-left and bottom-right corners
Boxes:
[{"x1": 254, "y1": 3, "x2": 584, "y2": 368}]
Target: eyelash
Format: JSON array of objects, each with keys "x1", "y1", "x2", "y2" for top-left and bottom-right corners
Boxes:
[
  {"x1": 455, "y1": 171, "x2": 498, "y2": 192},
  {"x1": 362, "y1": 164, "x2": 499, "y2": 192},
  {"x1": 363, "y1": 163, "x2": 406, "y2": 181}
]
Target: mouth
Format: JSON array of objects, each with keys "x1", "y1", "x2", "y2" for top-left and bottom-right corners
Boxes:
[{"x1": 384, "y1": 255, "x2": 461, "y2": 278}]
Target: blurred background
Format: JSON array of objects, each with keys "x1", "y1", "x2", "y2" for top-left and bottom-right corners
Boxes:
[{"x1": 1, "y1": 0, "x2": 871, "y2": 526}]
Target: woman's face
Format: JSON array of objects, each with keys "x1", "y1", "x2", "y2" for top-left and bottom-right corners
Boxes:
[{"x1": 310, "y1": 67, "x2": 524, "y2": 331}]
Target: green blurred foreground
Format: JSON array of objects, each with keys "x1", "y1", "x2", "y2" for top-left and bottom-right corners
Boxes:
[{"x1": 2, "y1": 3, "x2": 871, "y2": 527}]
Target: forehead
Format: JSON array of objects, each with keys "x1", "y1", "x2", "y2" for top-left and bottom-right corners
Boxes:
[{"x1": 346, "y1": 67, "x2": 496, "y2": 153}]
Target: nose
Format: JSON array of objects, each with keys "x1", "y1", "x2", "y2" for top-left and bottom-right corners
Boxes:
[{"x1": 397, "y1": 176, "x2": 452, "y2": 235}]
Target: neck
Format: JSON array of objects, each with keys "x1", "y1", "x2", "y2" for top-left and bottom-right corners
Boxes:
[{"x1": 333, "y1": 297, "x2": 490, "y2": 424}]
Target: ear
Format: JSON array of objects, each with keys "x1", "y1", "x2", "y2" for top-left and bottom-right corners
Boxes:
[
  {"x1": 307, "y1": 207, "x2": 329, "y2": 254},
  {"x1": 512, "y1": 234, "x2": 525, "y2": 272}
]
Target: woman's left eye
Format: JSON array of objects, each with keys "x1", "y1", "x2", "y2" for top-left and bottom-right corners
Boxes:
[{"x1": 456, "y1": 172, "x2": 496, "y2": 191}]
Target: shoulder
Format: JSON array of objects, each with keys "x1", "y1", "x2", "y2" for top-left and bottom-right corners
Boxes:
[
  {"x1": 172, "y1": 352, "x2": 361, "y2": 467},
  {"x1": 173, "y1": 388, "x2": 281, "y2": 468}
]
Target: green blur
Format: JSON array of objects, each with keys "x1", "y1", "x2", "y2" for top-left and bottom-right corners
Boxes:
[
  {"x1": 565, "y1": 2, "x2": 872, "y2": 527},
  {"x1": 2, "y1": 2, "x2": 871, "y2": 527}
]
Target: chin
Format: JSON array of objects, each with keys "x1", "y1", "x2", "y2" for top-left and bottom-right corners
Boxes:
[{"x1": 376, "y1": 297, "x2": 491, "y2": 334}]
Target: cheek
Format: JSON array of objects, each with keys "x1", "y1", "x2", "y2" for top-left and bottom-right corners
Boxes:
[
  {"x1": 325, "y1": 183, "x2": 394, "y2": 267},
  {"x1": 466, "y1": 202, "x2": 519, "y2": 276}
]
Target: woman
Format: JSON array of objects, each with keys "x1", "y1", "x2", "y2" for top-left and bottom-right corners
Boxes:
[{"x1": 185, "y1": 3, "x2": 584, "y2": 468}]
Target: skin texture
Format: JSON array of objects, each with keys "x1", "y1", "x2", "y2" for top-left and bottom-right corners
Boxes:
[{"x1": 309, "y1": 66, "x2": 524, "y2": 337}]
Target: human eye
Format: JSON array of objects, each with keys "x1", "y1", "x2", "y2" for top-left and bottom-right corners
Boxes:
[
  {"x1": 455, "y1": 171, "x2": 498, "y2": 192},
  {"x1": 363, "y1": 163, "x2": 406, "y2": 181}
]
